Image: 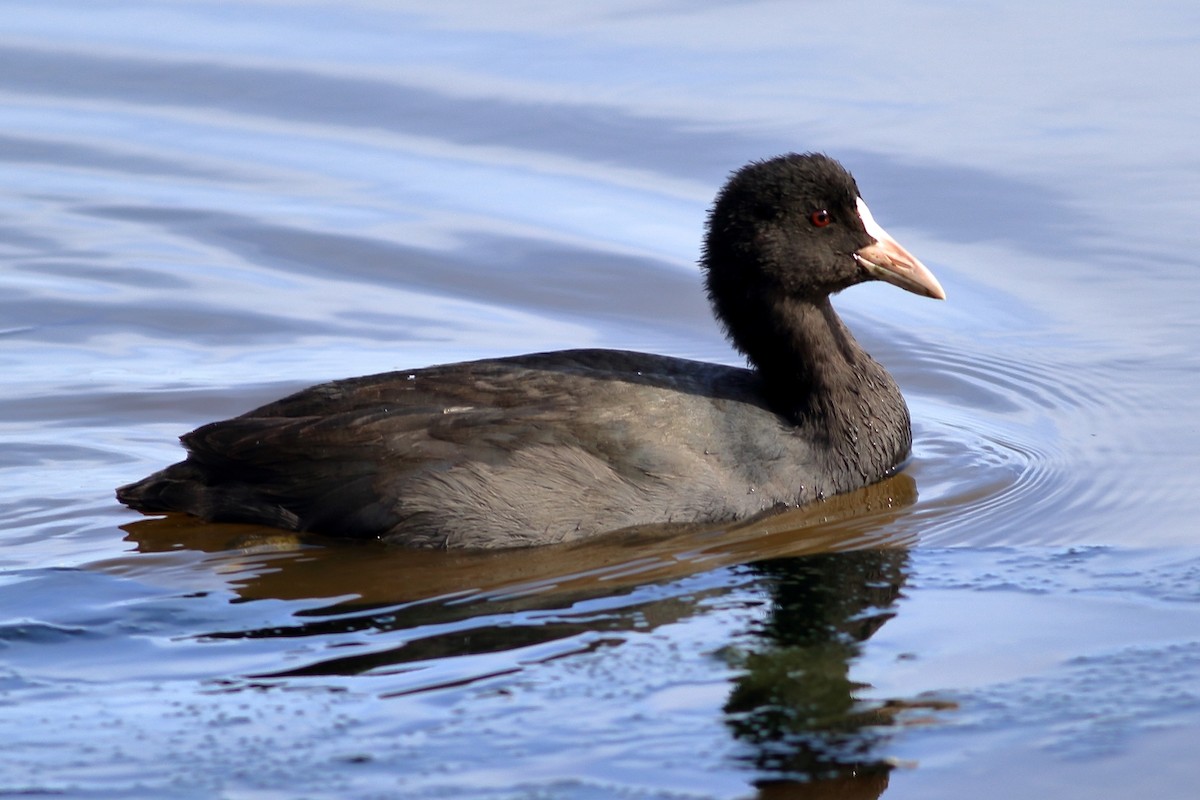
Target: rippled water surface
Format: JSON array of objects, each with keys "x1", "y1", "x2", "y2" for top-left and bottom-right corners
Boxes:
[{"x1": 3, "y1": 2, "x2": 1200, "y2": 798}]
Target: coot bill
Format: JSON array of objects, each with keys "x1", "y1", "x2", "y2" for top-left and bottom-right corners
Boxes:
[{"x1": 117, "y1": 153, "x2": 944, "y2": 548}]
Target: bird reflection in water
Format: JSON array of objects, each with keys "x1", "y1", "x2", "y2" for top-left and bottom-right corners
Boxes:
[
  {"x1": 114, "y1": 472, "x2": 951, "y2": 793},
  {"x1": 725, "y1": 549, "x2": 952, "y2": 799}
]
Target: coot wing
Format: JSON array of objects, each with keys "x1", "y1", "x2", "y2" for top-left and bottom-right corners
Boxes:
[{"x1": 121, "y1": 350, "x2": 770, "y2": 547}]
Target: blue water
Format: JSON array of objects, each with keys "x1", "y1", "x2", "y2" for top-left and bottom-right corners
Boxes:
[{"x1": 2, "y1": 2, "x2": 1200, "y2": 798}]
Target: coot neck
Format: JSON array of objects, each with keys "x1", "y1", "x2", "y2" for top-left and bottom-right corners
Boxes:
[{"x1": 749, "y1": 296, "x2": 905, "y2": 447}]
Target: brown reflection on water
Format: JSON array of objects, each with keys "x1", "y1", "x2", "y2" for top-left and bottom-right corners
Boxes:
[
  {"x1": 110, "y1": 472, "x2": 919, "y2": 608},
  {"x1": 754, "y1": 773, "x2": 891, "y2": 800},
  {"x1": 103, "y1": 473, "x2": 943, "y2": 788}
]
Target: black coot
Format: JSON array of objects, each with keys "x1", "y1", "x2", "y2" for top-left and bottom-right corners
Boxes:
[{"x1": 117, "y1": 153, "x2": 945, "y2": 548}]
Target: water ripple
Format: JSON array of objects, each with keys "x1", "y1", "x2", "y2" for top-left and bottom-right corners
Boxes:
[{"x1": 903, "y1": 332, "x2": 1157, "y2": 546}]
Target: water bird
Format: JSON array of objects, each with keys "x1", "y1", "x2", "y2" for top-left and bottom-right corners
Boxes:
[{"x1": 117, "y1": 153, "x2": 944, "y2": 548}]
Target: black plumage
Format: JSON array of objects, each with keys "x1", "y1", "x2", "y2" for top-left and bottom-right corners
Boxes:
[{"x1": 117, "y1": 153, "x2": 944, "y2": 548}]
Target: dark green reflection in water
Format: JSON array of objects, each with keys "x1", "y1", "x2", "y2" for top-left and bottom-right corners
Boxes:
[
  {"x1": 116, "y1": 477, "x2": 929, "y2": 792},
  {"x1": 724, "y1": 550, "x2": 909, "y2": 794}
]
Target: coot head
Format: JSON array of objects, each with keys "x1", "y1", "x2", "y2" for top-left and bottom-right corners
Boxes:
[{"x1": 702, "y1": 153, "x2": 944, "y2": 372}]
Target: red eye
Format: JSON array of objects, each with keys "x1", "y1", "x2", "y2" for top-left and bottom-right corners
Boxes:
[{"x1": 810, "y1": 209, "x2": 832, "y2": 227}]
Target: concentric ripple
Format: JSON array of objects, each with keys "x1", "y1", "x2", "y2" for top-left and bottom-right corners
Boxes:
[{"x1": 897, "y1": 332, "x2": 1162, "y2": 546}]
